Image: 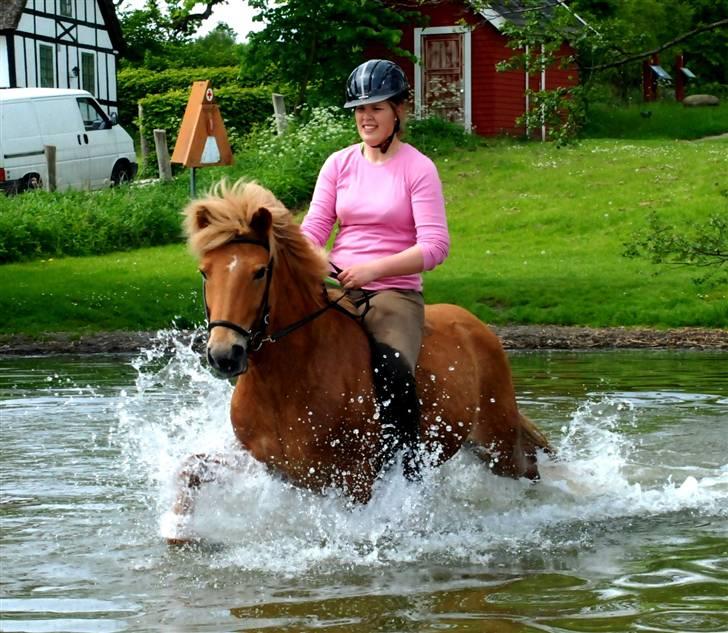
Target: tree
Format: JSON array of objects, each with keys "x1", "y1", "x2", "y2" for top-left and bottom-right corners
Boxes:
[
  {"x1": 119, "y1": 1, "x2": 245, "y2": 69},
  {"x1": 477, "y1": 0, "x2": 728, "y2": 142},
  {"x1": 245, "y1": 0, "x2": 423, "y2": 108}
]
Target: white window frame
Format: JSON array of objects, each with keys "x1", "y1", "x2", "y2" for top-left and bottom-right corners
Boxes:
[{"x1": 414, "y1": 25, "x2": 472, "y2": 132}]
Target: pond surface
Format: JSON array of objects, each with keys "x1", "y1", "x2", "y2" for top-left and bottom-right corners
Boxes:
[{"x1": 1, "y1": 333, "x2": 726, "y2": 632}]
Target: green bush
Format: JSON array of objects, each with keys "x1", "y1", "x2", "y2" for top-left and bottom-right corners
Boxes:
[
  {"x1": 407, "y1": 116, "x2": 483, "y2": 155},
  {"x1": 0, "y1": 184, "x2": 188, "y2": 263},
  {"x1": 229, "y1": 106, "x2": 358, "y2": 209},
  {"x1": 117, "y1": 66, "x2": 243, "y2": 130},
  {"x1": 138, "y1": 85, "x2": 288, "y2": 174}
]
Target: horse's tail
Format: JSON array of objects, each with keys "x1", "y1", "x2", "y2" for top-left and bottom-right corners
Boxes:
[{"x1": 519, "y1": 413, "x2": 553, "y2": 457}]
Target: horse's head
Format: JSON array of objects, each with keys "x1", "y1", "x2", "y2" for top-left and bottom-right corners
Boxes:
[
  {"x1": 184, "y1": 180, "x2": 328, "y2": 378},
  {"x1": 184, "y1": 182, "x2": 280, "y2": 377}
]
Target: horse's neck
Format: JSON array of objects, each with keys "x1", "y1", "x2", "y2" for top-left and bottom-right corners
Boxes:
[{"x1": 263, "y1": 261, "x2": 364, "y2": 362}]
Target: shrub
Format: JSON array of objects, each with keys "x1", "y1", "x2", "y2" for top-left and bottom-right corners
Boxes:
[
  {"x1": 0, "y1": 183, "x2": 188, "y2": 263},
  {"x1": 137, "y1": 85, "x2": 288, "y2": 174},
  {"x1": 407, "y1": 116, "x2": 483, "y2": 155},
  {"x1": 117, "y1": 66, "x2": 244, "y2": 130},
  {"x1": 229, "y1": 106, "x2": 358, "y2": 209}
]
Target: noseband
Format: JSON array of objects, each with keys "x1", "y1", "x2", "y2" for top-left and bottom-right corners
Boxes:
[{"x1": 202, "y1": 235, "x2": 359, "y2": 354}]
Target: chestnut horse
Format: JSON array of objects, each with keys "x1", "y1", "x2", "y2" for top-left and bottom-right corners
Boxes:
[{"x1": 166, "y1": 181, "x2": 549, "y2": 541}]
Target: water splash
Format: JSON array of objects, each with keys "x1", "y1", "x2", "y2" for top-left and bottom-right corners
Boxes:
[{"x1": 115, "y1": 331, "x2": 728, "y2": 574}]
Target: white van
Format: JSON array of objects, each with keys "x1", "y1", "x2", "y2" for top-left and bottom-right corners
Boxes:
[{"x1": 0, "y1": 88, "x2": 137, "y2": 194}]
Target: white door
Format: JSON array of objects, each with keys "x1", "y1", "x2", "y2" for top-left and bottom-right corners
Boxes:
[{"x1": 75, "y1": 96, "x2": 118, "y2": 187}]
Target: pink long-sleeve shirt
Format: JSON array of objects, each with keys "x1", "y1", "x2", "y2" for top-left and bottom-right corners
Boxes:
[{"x1": 301, "y1": 142, "x2": 450, "y2": 292}]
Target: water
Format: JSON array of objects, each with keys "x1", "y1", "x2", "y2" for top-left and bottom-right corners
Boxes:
[{"x1": 1, "y1": 333, "x2": 726, "y2": 632}]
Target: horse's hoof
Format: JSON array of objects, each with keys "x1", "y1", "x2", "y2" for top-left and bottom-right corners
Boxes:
[{"x1": 159, "y1": 511, "x2": 199, "y2": 545}]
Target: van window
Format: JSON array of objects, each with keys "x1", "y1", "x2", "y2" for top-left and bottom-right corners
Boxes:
[
  {"x1": 76, "y1": 97, "x2": 110, "y2": 131},
  {"x1": 39, "y1": 45, "x2": 54, "y2": 87}
]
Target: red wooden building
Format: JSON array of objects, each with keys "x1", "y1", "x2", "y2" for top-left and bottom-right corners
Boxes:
[{"x1": 373, "y1": 0, "x2": 581, "y2": 137}]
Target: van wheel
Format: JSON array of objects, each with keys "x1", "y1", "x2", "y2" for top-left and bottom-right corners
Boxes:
[
  {"x1": 111, "y1": 162, "x2": 132, "y2": 186},
  {"x1": 24, "y1": 174, "x2": 43, "y2": 192}
]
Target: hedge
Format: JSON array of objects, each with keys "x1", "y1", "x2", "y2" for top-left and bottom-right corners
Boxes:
[
  {"x1": 116, "y1": 66, "x2": 242, "y2": 130},
  {"x1": 0, "y1": 184, "x2": 188, "y2": 263},
  {"x1": 137, "y1": 85, "x2": 289, "y2": 174}
]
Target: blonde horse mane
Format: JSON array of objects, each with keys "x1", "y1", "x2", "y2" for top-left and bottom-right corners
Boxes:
[{"x1": 183, "y1": 180, "x2": 329, "y2": 287}]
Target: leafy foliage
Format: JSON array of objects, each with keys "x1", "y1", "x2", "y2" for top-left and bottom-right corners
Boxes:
[
  {"x1": 245, "y1": 0, "x2": 422, "y2": 108},
  {"x1": 490, "y1": 0, "x2": 728, "y2": 142},
  {"x1": 624, "y1": 211, "x2": 728, "y2": 285},
  {"x1": 0, "y1": 184, "x2": 188, "y2": 263},
  {"x1": 117, "y1": 66, "x2": 244, "y2": 129},
  {"x1": 231, "y1": 107, "x2": 358, "y2": 209}
]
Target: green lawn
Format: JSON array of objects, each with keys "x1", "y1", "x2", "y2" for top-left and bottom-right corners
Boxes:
[{"x1": 1, "y1": 137, "x2": 726, "y2": 337}]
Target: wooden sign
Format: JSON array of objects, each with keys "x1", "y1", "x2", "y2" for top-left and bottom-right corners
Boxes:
[{"x1": 171, "y1": 81, "x2": 233, "y2": 168}]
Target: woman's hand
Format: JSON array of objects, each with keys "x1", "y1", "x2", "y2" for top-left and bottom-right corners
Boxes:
[{"x1": 338, "y1": 262, "x2": 382, "y2": 289}]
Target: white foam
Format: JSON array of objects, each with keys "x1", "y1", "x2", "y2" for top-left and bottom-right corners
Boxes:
[{"x1": 115, "y1": 331, "x2": 728, "y2": 574}]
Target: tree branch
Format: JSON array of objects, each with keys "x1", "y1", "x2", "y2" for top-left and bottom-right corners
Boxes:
[
  {"x1": 586, "y1": 18, "x2": 728, "y2": 71},
  {"x1": 170, "y1": 0, "x2": 219, "y2": 34}
]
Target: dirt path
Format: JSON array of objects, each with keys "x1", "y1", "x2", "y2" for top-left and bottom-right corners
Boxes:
[{"x1": 1, "y1": 325, "x2": 726, "y2": 355}]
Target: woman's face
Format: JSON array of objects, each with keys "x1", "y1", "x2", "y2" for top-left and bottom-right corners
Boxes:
[{"x1": 354, "y1": 102, "x2": 398, "y2": 146}]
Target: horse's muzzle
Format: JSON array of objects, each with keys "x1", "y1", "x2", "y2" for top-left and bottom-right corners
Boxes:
[{"x1": 207, "y1": 343, "x2": 248, "y2": 377}]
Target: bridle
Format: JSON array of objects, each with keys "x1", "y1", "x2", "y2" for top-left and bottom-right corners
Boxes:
[{"x1": 202, "y1": 235, "x2": 362, "y2": 353}]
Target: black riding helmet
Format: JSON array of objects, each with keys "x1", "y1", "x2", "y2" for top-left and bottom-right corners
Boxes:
[
  {"x1": 344, "y1": 59, "x2": 409, "y2": 108},
  {"x1": 345, "y1": 60, "x2": 408, "y2": 153}
]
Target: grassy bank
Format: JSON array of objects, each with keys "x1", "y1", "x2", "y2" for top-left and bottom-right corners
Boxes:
[
  {"x1": 583, "y1": 101, "x2": 728, "y2": 140},
  {"x1": 2, "y1": 136, "x2": 726, "y2": 337}
]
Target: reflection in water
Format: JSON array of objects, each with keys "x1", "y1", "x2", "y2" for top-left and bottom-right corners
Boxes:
[{"x1": 0, "y1": 335, "x2": 726, "y2": 632}]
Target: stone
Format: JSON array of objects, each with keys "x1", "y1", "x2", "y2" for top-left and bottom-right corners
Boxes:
[{"x1": 683, "y1": 94, "x2": 720, "y2": 107}]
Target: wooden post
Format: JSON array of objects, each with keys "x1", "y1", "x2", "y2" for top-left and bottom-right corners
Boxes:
[
  {"x1": 153, "y1": 129, "x2": 173, "y2": 182},
  {"x1": 675, "y1": 54, "x2": 685, "y2": 103},
  {"x1": 272, "y1": 93, "x2": 287, "y2": 135},
  {"x1": 138, "y1": 103, "x2": 149, "y2": 166},
  {"x1": 44, "y1": 145, "x2": 56, "y2": 192}
]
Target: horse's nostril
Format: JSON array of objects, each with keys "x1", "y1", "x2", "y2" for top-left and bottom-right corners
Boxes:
[
  {"x1": 206, "y1": 348, "x2": 217, "y2": 369},
  {"x1": 231, "y1": 344, "x2": 245, "y2": 360}
]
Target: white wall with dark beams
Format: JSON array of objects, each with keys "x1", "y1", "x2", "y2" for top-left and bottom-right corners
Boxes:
[{"x1": 0, "y1": 0, "x2": 121, "y2": 113}]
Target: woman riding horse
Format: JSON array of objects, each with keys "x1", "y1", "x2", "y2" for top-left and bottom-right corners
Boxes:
[
  {"x1": 164, "y1": 179, "x2": 550, "y2": 543},
  {"x1": 301, "y1": 59, "x2": 450, "y2": 478}
]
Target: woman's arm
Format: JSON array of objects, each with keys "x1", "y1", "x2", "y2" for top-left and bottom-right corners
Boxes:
[
  {"x1": 337, "y1": 245, "x2": 425, "y2": 289},
  {"x1": 300, "y1": 154, "x2": 339, "y2": 246}
]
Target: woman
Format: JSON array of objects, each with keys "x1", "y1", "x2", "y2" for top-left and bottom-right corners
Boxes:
[{"x1": 300, "y1": 59, "x2": 450, "y2": 476}]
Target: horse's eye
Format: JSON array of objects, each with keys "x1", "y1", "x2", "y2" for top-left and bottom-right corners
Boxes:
[
  {"x1": 253, "y1": 267, "x2": 266, "y2": 280},
  {"x1": 199, "y1": 269, "x2": 207, "y2": 280}
]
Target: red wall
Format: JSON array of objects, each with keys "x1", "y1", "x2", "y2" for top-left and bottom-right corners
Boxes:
[{"x1": 370, "y1": 1, "x2": 579, "y2": 137}]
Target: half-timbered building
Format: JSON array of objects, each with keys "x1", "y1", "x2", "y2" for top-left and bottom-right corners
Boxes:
[{"x1": 0, "y1": 0, "x2": 124, "y2": 114}]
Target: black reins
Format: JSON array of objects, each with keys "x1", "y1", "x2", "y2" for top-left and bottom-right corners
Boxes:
[{"x1": 202, "y1": 235, "x2": 365, "y2": 353}]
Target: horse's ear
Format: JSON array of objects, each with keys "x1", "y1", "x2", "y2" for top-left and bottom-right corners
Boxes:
[
  {"x1": 193, "y1": 204, "x2": 211, "y2": 231},
  {"x1": 250, "y1": 207, "x2": 272, "y2": 238}
]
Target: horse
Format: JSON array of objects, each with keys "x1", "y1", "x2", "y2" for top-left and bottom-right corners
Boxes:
[{"x1": 165, "y1": 180, "x2": 550, "y2": 543}]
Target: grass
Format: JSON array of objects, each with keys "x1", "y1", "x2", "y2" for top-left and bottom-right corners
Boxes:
[
  {"x1": 583, "y1": 101, "x2": 728, "y2": 140},
  {"x1": 1, "y1": 109, "x2": 727, "y2": 337},
  {"x1": 426, "y1": 136, "x2": 728, "y2": 327}
]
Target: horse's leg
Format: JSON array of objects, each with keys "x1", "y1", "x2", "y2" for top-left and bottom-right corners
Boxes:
[
  {"x1": 468, "y1": 411, "x2": 548, "y2": 481},
  {"x1": 163, "y1": 453, "x2": 234, "y2": 545},
  {"x1": 464, "y1": 333, "x2": 550, "y2": 481}
]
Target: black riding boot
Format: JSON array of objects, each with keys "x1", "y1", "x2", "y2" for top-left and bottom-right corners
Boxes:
[{"x1": 369, "y1": 340, "x2": 422, "y2": 480}]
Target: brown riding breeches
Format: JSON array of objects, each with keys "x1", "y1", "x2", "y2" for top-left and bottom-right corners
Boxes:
[{"x1": 347, "y1": 289, "x2": 425, "y2": 374}]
